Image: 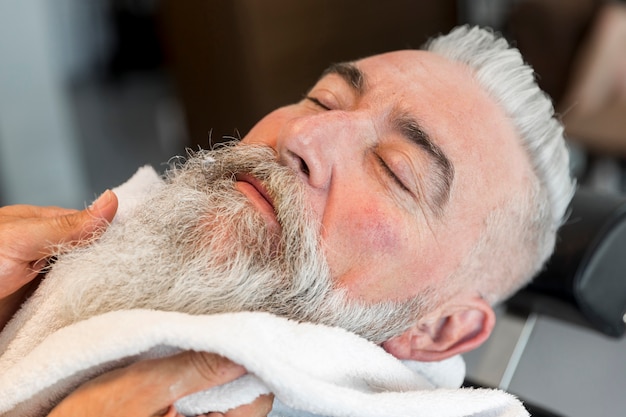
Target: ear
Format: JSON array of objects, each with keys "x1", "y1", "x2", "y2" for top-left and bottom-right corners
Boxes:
[{"x1": 382, "y1": 296, "x2": 495, "y2": 362}]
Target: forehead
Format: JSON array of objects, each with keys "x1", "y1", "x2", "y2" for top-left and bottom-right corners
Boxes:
[
  {"x1": 356, "y1": 50, "x2": 470, "y2": 84},
  {"x1": 353, "y1": 50, "x2": 491, "y2": 131},
  {"x1": 352, "y1": 50, "x2": 487, "y2": 162}
]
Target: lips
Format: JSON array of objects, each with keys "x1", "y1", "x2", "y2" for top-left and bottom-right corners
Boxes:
[{"x1": 234, "y1": 173, "x2": 280, "y2": 230}]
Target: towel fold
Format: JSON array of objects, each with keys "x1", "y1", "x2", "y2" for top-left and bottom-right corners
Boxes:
[
  {"x1": 0, "y1": 309, "x2": 527, "y2": 417},
  {"x1": 0, "y1": 166, "x2": 529, "y2": 417}
]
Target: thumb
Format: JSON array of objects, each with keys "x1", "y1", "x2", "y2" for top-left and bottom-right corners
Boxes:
[
  {"x1": 44, "y1": 190, "x2": 118, "y2": 252},
  {"x1": 160, "y1": 351, "x2": 247, "y2": 400},
  {"x1": 49, "y1": 351, "x2": 247, "y2": 417}
]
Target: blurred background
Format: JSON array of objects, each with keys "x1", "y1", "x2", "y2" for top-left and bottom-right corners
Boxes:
[
  {"x1": 2, "y1": 0, "x2": 624, "y2": 207},
  {"x1": 1, "y1": 1, "x2": 625, "y2": 416}
]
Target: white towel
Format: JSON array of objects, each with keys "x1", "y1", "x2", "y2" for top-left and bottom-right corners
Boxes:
[
  {"x1": 0, "y1": 309, "x2": 529, "y2": 417},
  {"x1": 0, "y1": 167, "x2": 529, "y2": 417}
]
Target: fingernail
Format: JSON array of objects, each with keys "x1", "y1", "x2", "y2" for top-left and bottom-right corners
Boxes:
[{"x1": 89, "y1": 190, "x2": 114, "y2": 211}]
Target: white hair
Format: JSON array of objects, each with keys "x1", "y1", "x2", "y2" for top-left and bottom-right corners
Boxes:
[{"x1": 425, "y1": 26, "x2": 576, "y2": 303}]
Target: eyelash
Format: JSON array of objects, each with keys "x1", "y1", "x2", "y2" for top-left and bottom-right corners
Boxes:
[
  {"x1": 305, "y1": 96, "x2": 332, "y2": 111},
  {"x1": 375, "y1": 154, "x2": 411, "y2": 193}
]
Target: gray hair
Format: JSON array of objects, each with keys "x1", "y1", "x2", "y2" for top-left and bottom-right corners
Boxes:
[{"x1": 424, "y1": 25, "x2": 575, "y2": 304}]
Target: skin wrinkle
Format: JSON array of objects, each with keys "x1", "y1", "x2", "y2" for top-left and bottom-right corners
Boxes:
[{"x1": 389, "y1": 109, "x2": 455, "y2": 217}]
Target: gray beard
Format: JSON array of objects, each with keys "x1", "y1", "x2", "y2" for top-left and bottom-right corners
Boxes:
[{"x1": 52, "y1": 144, "x2": 428, "y2": 343}]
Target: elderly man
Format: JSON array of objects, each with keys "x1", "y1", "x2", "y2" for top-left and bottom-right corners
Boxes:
[{"x1": 0, "y1": 26, "x2": 573, "y2": 416}]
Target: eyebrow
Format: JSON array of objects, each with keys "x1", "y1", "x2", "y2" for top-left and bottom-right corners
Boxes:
[
  {"x1": 391, "y1": 111, "x2": 455, "y2": 217},
  {"x1": 322, "y1": 62, "x2": 455, "y2": 216},
  {"x1": 322, "y1": 62, "x2": 366, "y2": 96}
]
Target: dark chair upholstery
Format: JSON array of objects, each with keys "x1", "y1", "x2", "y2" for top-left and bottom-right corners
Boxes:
[{"x1": 509, "y1": 187, "x2": 626, "y2": 338}]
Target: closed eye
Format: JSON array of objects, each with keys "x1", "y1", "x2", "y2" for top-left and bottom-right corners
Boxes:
[
  {"x1": 305, "y1": 96, "x2": 332, "y2": 111},
  {"x1": 375, "y1": 154, "x2": 411, "y2": 194}
]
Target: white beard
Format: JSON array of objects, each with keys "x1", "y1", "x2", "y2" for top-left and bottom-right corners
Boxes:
[{"x1": 51, "y1": 144, "x2": 428, "y2": 343}]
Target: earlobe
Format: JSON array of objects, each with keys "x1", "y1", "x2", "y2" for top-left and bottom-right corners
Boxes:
[{"x1": 382, "y1": 297, "x2": 495, "y2": 362}]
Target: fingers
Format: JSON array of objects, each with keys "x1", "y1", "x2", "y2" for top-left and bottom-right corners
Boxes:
[
  {"x1": 48, "y1": 352, "x2": 248, "y2": 417},
  {"x1": 196, "y1": 394, "x2": 275, "y2": 417},
  {"x1": 11, "y1": 190, "x2": 117, "y2": 260},
  {"x1": 0, "y1": 204, "x2": 79, "y2": 219},
  {"x1": 0, "y1": 191, "x2": 118, "y2": 299},
  {"x1": 143, "y1": 353, "x2": 272, "y2": 417},
  {"x1": 0, "y1": 190, "x2": 118, "y2": 258},
  {"x1": 222, "y1": 394, "x2": 274, "y2": 417},
  {"x1": 164, "y1": 351, "x2": 247, "y2": 400},
  {"x1": 41, "y1": 190, "x2": 119, "y2": 251}
]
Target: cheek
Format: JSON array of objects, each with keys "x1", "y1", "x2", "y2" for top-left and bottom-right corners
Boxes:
[
  {"x1": 242, "y1": 106, "x2": 299, "y2": 147},
  {"x1": 347, "y1": 207, "x2": 405, "y2": 255},
  {"x1": 322, "y1": 201, "x2": 412, "y2": 296}
]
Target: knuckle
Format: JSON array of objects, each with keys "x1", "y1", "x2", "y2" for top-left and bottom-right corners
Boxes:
[
  {"x1": 188, "y1": 352, "x2": 227, "y2": 383},
  {"x1": 53, "y1": 213, "x2": 80, "y2": 232}
]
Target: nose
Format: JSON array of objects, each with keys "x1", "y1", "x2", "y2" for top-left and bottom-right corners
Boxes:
[{"x1": 276, "y1": 111, "x2": 372, "y2": 190}]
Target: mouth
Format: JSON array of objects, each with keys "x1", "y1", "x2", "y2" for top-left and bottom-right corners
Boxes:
[{"x1": 234, "y1": 173, "x2": 280, "y2": 231}]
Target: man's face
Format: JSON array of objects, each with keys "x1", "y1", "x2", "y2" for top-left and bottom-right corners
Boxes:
[
  {"x1": 46, "y1": 50, "x2": 533, "y2": 354},
  {"x1": 241, "y1": 50, "x2": 533, "y2": 305}
]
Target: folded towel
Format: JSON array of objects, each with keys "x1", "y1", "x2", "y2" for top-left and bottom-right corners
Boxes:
[
  {"x1": 0, "y1": 166, "x2": 529, "y2": 417},
  {"x1": 0, "y1": 310, "x2": 527, "y2": 417}
]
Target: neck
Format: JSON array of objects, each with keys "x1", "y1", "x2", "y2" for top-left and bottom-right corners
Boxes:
[{"x1": 0, "y1": 276, "x2": 41, "y2": 332}]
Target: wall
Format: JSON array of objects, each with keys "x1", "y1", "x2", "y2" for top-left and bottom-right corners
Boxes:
[{"x1": 0, "y1": 0, "x2": 91, "y2": 207}]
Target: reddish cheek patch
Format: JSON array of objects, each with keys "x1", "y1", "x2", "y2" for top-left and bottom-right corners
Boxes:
[
  {"x1": 336, "y1": 210, "x2": 412, "y2": 300},
  {"x1": 346, "y1": 208, "x2": 403, "y2": 255}
]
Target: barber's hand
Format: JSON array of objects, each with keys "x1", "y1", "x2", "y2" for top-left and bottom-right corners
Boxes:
[
  {"x1": 48, "y1": 351, "x2": 274, "y2": 417},
  {"x1": 0, "y1": 190, "x2": 118, "y2": 299}
]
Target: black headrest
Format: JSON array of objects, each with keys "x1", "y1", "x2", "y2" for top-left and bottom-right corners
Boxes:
[{"x1": 508, "y1": 187, "x2": 626, "y2": 337}]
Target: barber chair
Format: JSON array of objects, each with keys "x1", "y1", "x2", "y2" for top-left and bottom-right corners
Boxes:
[
  {"x1": 511, "y1": 186, "x2": 626, "y2": 337},
  {"x1": 465, "y1": 186, "x2": 626, "y2": 417}
]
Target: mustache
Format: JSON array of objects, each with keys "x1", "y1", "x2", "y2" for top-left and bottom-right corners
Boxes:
[{"x1": 169, "y1": 143, "x2": 305, "y2": 227}]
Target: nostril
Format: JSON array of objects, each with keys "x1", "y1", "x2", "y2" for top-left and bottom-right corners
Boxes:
[{"x1": 299, "y1": 157, "x2": 310, "y2": 177}]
